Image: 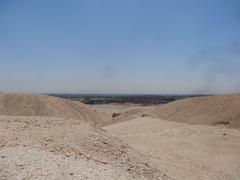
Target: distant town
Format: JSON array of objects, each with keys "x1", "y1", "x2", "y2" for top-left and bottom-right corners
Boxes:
[{"x1": 50, "y1": 94, "x2": 209, "y2": 105}]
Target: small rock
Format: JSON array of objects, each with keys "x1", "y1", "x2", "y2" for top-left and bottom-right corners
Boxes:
[
  {"x1": 78, "y1": 152, "x2": 83, "y2": 156},
  {"x1": 102, "y1": 160, "x2": 107, "y2": 164},
  {"x1": 112, "y1": 113, "x2": 121, "y2": 118},
  {"x1": 66, "y1": 152, "x2": 74, "y2": 157}
]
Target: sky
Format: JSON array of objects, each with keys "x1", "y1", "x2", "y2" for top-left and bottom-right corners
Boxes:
[{"x1": 0, "y1": 0, "x2": 240, "y2": 94}]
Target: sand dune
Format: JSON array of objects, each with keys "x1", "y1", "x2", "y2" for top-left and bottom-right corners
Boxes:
[
  {"x1": 0, "y1": 93, "x2": 101, "y2": 122},
  {"x1": 151, "y1": 94, "x2": 240, "y2": 129},
  {"x1": 0, "y1": 115, "x2": 168, "y2": 180},
  {"x1": 105, "y1": 116, "x2": 240, "y2": 180}
]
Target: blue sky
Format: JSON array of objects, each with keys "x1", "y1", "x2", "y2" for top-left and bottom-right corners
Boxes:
[{"x1": 0, "y1": 0, "x2": 240, "y2": 94}]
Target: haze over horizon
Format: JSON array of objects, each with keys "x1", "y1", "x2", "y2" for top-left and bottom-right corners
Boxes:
[{"x1": 0, "y1": 0, "x2": 240, "y2": 94}]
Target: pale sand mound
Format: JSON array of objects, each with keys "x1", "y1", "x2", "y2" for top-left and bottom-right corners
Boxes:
[
  {"x1": 105, "y1": 117, "x2": 240, "y2": 180},
  {"x1": 91, "y1": 103, "x2": 155, "y2": 126},
  {"x1": 0, "y1": 93, "x2": 101, "y2": 122},
  {"x1": 105, "y1": 106, "x2": 153, "y2": 126},
  {"x1": 0, "y1": 116, "x2": 168, "y2": 180},
  {"x1": 151, "y1": 94, "x2": 240, "y2": 129}
]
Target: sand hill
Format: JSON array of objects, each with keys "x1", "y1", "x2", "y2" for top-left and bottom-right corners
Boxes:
[
  {"x1": 104, "y1": 106, "x2": 154, "y2": 126},
  {"x1": 90, "y1": 103, "x2": 155, "y2": 126},
  {"x1": 1, "y1": 93, "x2": 240, "y2": 179},
  {"x1": 0, "y1": 116, "x2": 167, "y2": 180},
  {"x1": 151, "y1": 94, "x2": 240, "y2": 129},
  {"x1": 0, "y1": 93, "x2": 101, "y2": 122}
]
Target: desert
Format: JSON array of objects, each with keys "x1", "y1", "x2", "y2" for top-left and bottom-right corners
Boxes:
[
  {"x1": 1, "y1": 1, "x2": 240, "y2": 179},
  {"x1": 0, "y1": 93, "x2": 240, "y2": 180}
]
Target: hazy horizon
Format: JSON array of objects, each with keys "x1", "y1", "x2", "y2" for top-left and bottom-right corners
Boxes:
[{"x1": 1, "y1": 0, "x2": 240, "y2": 94}]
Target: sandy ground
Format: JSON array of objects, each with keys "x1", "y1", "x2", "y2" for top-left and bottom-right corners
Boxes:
[
  {"x1": 105, "y1": 117, "x2": 240, "y2": 180},
  {"x1": 1, "y1": 93, "x2": 240, "y2": 180},
  {"x1": 0, "y1": 147, "x2": 137, "y2": 180},
  {"x1": 91, "y1": 103, "x2": 155, "y2": 126},
  {"x1": 0, "y1": 115, "x2": 167, "y2": 180}
]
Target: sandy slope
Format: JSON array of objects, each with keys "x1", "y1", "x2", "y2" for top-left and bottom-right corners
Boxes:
[
  {"x1": 0, "y1": 147, "x2": 137, "y2": 180},
  {"x1": 1, "y1": 93, "x2": 240, "y2": 180},
  {"x1": 151, "y1": 94, "x2": 240, "y2": 129},
  {"x1": 0, "y1": 93, "x2": 101, "y2": 123},
  {"x1": 91, "y1": 103, "x2": 155, "y2": 126},
  {"x1": 0, "y1": 115, "x2": 168, "y2": 180},
  {"x1": 105, "y1": 117, "x2": 240, "y2": 180}
]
